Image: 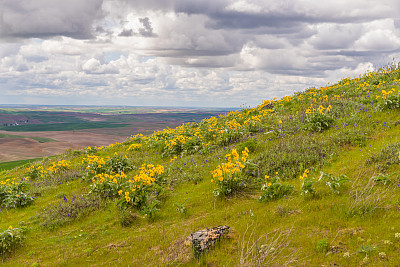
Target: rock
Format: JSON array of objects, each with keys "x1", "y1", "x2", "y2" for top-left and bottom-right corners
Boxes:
[
  {"x1": 261, "y1": 102, "x2": 274, "y2": 110},
  {"x1": 185, "y1": 225, "x2": 230, "y2": 256}
]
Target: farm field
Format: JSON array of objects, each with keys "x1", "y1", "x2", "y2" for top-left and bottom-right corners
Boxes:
[
  {"x1": 0, "y1": 107, "x2": 229, "y2": 163},
  {"x1": 1, "y1": 64, "x2": 400, "y2": 265}
]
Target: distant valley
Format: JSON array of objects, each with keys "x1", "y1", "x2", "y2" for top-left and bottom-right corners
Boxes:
[{"x1": 0, "y1": 105, "x2": 232, "y2": 163}]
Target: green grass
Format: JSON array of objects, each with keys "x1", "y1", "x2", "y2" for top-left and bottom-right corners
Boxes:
[
  {"x1": 1, "y1": 64, "x2": 400, "y2": 265},
  {"x1": 0, "y1": 133, "x2": 57, "y2": 143},
  {"x1": 0, "y1": 158, "x2": 43, "y2": 171}
]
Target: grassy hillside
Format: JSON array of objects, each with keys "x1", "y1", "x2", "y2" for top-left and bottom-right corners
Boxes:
[{"x1": 1, "y1": 64, "x2": 400, "y2": 266}]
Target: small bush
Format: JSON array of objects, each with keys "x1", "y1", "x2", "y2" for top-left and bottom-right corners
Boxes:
[
  {"x1": 255, "y1": 134, "x2": 334, "y2": 180},
  {"x1": 82, "y1": 154, "x2": 132, "y2": 181},
  {"x1": 332, "y1": 129, "x2": 367, "y2": 147},
  {"x1": 358, "y1": 244, "x2": 376, "y2": 257},
  {"x1": 0, "y1": 180, "x2": 34, "y2": 208},
  {"x1": 371, "y1": 173, "x2": 392, "y2": 185},
  {"x1": 38, "y1": 194, "x2": 101, "y2": 230},
  {"x1": 211, "y1": 148, "x2": 250, "y2": 197},
  {"x1": 319, "y1": 172, "x2": 349, "y2": 195},
  {"x1": 301, "y1": 177, "x2": 317, "y2": 197},
  {"x1": 316, "y1": 238, "x2": 329, "y2": 253},
  {"x1": 379, "y1": 95, "x2": 400, "y2": 110},
  {"x1": 174, "y1": 199, "x2": 189, "y2": 216},
  {"x1": 305, "y1": 112, "x2": 334, "y2": 132},
  {"x1": 259, "y1": 176, "x2": 294, "y2": 202},
  {"x1": 237, "y1": 138, "x2": 257, "y2": 153},
  {"x1": 0, "y1": 226, "x2": 26, "y2": 257},
  {"x1": 119, "y1": 209, "x2": 137, "y2": 227},
  {"x1": 366, "y1": 143, "x2": 400, "y2": 172},
  {"x1": 116, "y1": 164, "x2": 164, "y2": 210},
  {"x1": 138, "y1": 200, "x2": 159, "y2": 220},
  {"x1": 346, "y1": 182, "x2": 387, "y2": 217}
]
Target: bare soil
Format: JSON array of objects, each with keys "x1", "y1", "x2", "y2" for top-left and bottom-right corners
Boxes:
[{"x1": 0, "y1": 130, "x2": 127, "y2": 162}]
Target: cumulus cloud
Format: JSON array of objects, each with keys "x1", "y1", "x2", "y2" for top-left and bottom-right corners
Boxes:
[
  {"x1": 138, "y1": 17, "x2": 157, "y2": 37},
  {"x1": 0, "y1": 0, "x2": 104, "y2": 39},
  {"x1": 1, "y1": 0, "x2": 400, "y2": 107},
  {"x1": 119, "y1": 29, "x2": 134, "y2": 37}
]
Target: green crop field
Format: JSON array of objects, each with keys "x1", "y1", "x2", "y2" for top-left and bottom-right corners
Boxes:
[
  {"x1": 0, "y1": 158, "x2": 44, "y2": 171},
  {"x1": 0, "y1": 133, "x2": 57, "y2": 143},
  {"x1": 1, "y1": 64, "x2": 400, "y2": 265}
]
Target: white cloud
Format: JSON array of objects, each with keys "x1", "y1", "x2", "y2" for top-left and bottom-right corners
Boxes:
[{"x1": 1, "y1": 0, "x2": 400, "y2": 107}]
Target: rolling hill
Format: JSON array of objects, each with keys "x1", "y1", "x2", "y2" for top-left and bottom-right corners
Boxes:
[{"x1": 1, "y1": 63, "x2": 400, "y2": 266}]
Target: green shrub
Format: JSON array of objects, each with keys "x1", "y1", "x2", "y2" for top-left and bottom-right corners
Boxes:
[
  {"x1": 255, "y1": 134, "x2": 334, "y2": 180},
  {"x1": 305, "y1": 112, "x2": 334, "y2": 132},
  {"x1": 119, "y1": 209, "x2": 137, "y2": 227},
  {"x1": 301, "y1": 177, "x2": 317, "y2": 196},
  {"x1": 315, "y1": 238, "x2": 329, "y2": 253},
  {"x1": 38, "y1": 194, "x2": 100, "y2": 230},
  {"x1": 82, "y1": 153, "x2": 132, "y2": 181},
  {"x1": 366, "y1": 143, "x2": 400, "y2": 172},
  {"x1": 319, "y1": 172, "x2": 349, "y2": 195},
  {"x1": 138, "y1": 200, "x2": 159, "y2": 220},
  {"x1": 0, "y1": 226, "x2": 26, "y2": 257},
  {"x1": 379, "y1": 95, "x2": 400, "y2": 110},
  {"x1": 211, "y1": 148, "x2": 250, "y2": 197},
  {"x1": 259, "y1": 176, "x2": 294, "y2": 202},
  {"x1": 0, "y1": 181, "x2": 34, "y2": 208},
  {"x1": 371, "y1": 173, "x2": 392, "y2": 185},
  {"x1": 332, "y1": 129, "x2": 367, "y2": 147},
  {"x1": 174, "y1": 199, "x2": 189, "y2": 216}
]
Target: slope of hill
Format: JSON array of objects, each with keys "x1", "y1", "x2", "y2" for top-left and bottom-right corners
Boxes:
[{"x1": 1, "y1": 63, "x2": 400, "y2": 265}]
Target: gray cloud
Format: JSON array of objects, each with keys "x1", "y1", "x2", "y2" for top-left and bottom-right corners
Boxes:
[
  {"x1": 0, "y1": 0, "x2": 104, "y2": 39},
  {"x1": 138, "y1": 17, "x2": 157, "y2": 37},
  {"x1": 119, "y1": 28, "x2": 134, "y2": 37},
  {"x1": 1, "y1": 0, "x2": 400, "y2": 107}
]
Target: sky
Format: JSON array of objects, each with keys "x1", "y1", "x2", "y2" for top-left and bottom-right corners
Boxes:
[{"x1": 1, "y1": 0, "x2": 400, "y2": 108}]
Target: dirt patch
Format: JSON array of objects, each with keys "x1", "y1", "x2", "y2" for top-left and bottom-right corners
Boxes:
[{"x1": 0, "y1": 130, "x2": 128, "y2": 162}]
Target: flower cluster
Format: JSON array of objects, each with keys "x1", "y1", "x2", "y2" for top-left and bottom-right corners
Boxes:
[
  {"x1": 211, "y1": 148, "x2": 249, "y2": 197},
  {"x1": 128, "y1": 164, "x2": 165, "y2": 188},
  {"x1": 90, "y1": 172, "x2": 127, "y2": 198},
  {"x1": 118, "y1": 163, "x2": 165, "y2": 210},
  {"x1": 128, "y1": 143, "x2": 142, "y2": 151},
  {"x1": 46, "y1": 160, "x2": 71, "y2": 174},
  {"x1": 26, "y1": 164, "x2": 46, "y2": 179},
  {"x1": 82, "y1": 155, "x2": 108, "y2": 179},
  {"x1": 0, "y1": 178, "x2": 34, "y2": 208}
]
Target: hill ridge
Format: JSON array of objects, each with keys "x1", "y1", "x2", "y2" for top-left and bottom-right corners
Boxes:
[{"x1": 1, "y1": 63, "x2": 400, "y2": 265}]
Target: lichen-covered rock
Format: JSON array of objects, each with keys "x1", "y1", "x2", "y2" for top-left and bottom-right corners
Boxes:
[{"x1": 185, "y1": 225, "x2": 230, "y2": 256}]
